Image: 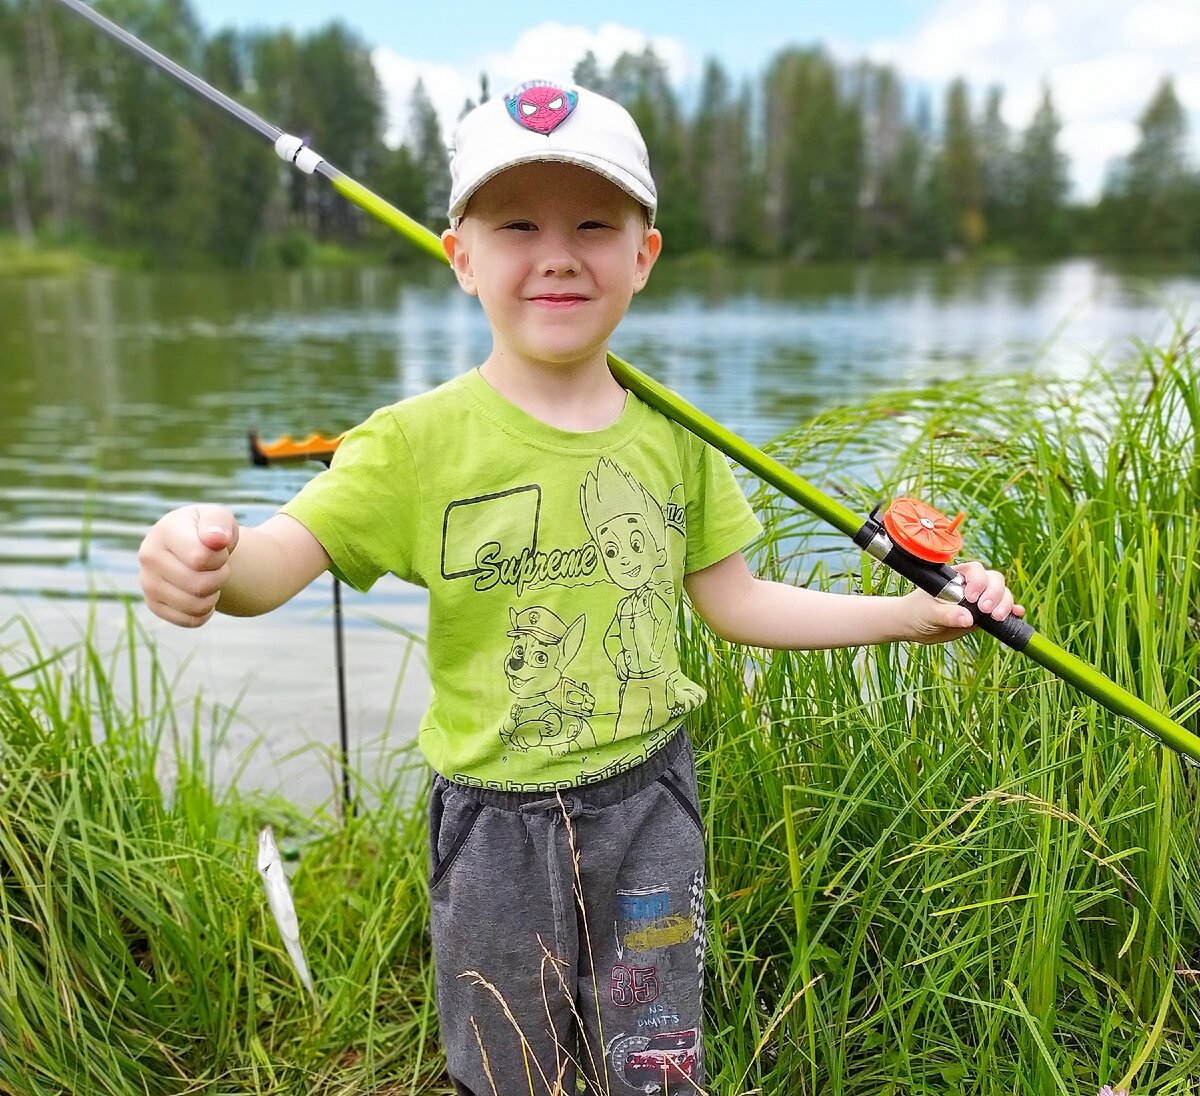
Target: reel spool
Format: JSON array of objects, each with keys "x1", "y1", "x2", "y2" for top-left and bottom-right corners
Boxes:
[{"x1": 883, "y1": 497, "x2": 966, "y2": 564}]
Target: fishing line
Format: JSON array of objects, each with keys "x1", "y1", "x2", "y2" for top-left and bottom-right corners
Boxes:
[{"x1": 54, "y1": 0, "x2": 1200, "y2": 766}]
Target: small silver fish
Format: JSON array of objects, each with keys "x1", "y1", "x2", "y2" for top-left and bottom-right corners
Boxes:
[{"x1": 257, "y1": 825, "x2": 316, "y2": 1002}]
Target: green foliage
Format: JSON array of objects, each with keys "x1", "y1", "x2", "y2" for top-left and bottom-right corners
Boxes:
[
  {"x1": 0, "y1": 611, "x2": 442, "y2": 1094},
  {"x1": 762, "y1": 47, "x2": 865, "y2": 260},
  {"x1": 406, "y1": 78, "x2": 448, "y2": 229},
  {"x1": 10, "y1": 0, "x2": 1198, "y2": 267},
  {"x1": 1013, "y1": 86, "x2": 1071, "y2": 254},
  {"x1": 1097, "y1": 79, "x2": 1200, "y2": 257},
  {"x1": 201, "y1": 31, "x2": 274, "y2": 266},
  {"x1": 937, "y1": 79, "x2": 985, "y2": 252}
]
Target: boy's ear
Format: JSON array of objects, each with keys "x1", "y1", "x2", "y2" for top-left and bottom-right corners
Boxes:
[
  {"x1": 441, "y1": 227, "x2": 478, "y2": 296},
  {"x1": 632, "y1": 227, "x2": 663, "y2": 293}
]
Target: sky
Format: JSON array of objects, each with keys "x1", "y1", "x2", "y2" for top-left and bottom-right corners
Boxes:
[{"x1": 190, "y1": 0, "x2": 1200, "y2": 202}]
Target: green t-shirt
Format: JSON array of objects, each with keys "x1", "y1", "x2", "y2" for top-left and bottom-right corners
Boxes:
[{"x1": 282, "y1": 369, "x2": 762, "y2": 792}]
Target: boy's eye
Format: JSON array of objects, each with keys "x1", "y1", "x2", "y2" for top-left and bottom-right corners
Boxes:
[
  {"x1": 579, "y1": 221, "x2": 612, "y2": 231},
  {"x1": 502, "y1": 221, "x2": 537, "y2": 231}
]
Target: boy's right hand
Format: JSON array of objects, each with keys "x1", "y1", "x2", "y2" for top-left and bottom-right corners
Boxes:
[{"x1": 139, "y1": 504, "x2": 240, "y2": 627}]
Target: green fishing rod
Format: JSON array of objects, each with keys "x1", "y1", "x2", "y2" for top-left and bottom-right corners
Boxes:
[{"x1": 55, "y1": 0, "x2": 1200, "y2": 766}]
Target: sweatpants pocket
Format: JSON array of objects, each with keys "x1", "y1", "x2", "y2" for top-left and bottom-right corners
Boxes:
[
  {"x1": 657, "y1": 771, "x2": 704, "y2": 837},
  {"x1": 429, "y1": 799, "x2": 484, "y2": 891}
]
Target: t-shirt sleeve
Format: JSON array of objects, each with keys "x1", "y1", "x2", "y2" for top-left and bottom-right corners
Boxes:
[
  {"x1": 683, "y1": 436, "x2": 763, "y2": 573},
  {"x1": 280, "y1": 406, "x2": 421, "y2": 592}
]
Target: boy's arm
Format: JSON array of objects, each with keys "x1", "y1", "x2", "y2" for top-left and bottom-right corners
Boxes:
[
  {"x1": 684, "y1": 551, "x2": 1021, "y2": 650},
  {"x1": 139, "y1": 505, "x2": 331, "y2": 627}
]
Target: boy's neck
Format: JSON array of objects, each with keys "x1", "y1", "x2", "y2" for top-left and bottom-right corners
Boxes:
[{"x1": 478, "y1": 353, "x2": 628, "y2": 432}]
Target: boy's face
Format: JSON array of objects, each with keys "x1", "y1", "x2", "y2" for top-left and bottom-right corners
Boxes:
[{"x1": 441, "y1": 162, "x2": 661, "y2": 373}]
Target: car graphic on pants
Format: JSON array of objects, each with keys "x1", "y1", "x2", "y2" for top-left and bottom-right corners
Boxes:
[{"x1": 623, "y1": 1028, "x2": 699, "y2": 1089}]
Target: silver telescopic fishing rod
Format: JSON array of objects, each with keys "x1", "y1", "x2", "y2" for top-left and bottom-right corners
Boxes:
[{"x1": 54, "y1": 0, "x2": 1200, "y2": 767}]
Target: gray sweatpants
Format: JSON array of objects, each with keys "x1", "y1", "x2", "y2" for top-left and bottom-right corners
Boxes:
[{"x1": 428, "y1": 731, "x2": 707, "y2": 1095}]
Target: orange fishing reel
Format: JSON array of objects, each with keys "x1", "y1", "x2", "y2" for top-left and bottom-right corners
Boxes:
[
  {"x1": 854, "y1": 496, "x2": 1033, "y2": 650},
  {"x1": 881, "y1": 497, "x2": 966, "y2": 564}
]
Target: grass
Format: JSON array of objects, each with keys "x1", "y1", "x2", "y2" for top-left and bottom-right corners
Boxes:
[
  {"x1": 0, "y1": 238, "x2": 89, "y2": 277},
  {"x1": 1, "y1": 330, "x2": 1198, "y2": 1094}
]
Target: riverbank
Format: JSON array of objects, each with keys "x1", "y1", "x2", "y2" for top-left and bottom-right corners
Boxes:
[
  {"x1": 1, "y1": 335, "x2": 1198, "y2": 1094},
  {"x1": 0, "y1": 234, "x2": 396, "y2": 277}
]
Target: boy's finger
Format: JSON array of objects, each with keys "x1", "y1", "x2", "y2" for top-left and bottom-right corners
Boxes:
[
  {"x1": 145, "y1": 592, "x2": 219, "y2": 628},
  {"x1": 153, "y1": 552, "x2": 229, "y2": 599},
  {"x1": 192, "y1": 505, "x2": 240, "y2": 557},
  {"x1": 954, "y1": 561, "x2": 986, "y2": 601},
  {"x1": 974, "y1": 571, "x2": 1007, "y2": 614}
]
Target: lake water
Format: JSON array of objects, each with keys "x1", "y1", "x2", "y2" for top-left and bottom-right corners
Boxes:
[{"x1": 2, "y1": 258, "x2": 1197, "y2": 805}]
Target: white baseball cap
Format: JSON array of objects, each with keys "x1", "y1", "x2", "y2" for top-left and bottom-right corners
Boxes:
[{"x1": 446, "y1": 80, "x2": 657, "y2": 226}]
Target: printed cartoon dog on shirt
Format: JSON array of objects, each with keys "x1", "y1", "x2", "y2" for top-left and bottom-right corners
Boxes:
[{"x1": 500, "y1": 606, "x2": 597, "y2": 753}]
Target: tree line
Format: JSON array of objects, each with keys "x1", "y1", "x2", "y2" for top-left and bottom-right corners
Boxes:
[{"x1": 2, "y1": 0, "x2": 1197, "y2": 267}]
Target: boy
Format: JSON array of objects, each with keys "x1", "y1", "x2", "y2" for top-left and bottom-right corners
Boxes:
[{"x1": 139, "y1": 80, "x2": 1021, "y2": 1094}]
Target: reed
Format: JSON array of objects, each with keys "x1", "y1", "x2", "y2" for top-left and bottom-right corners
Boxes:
[
  {"x1": 1, "y1": 330, "x2": 1197, "y2": 1094},
  {"x1": 687, "y1": 325, "x2": 1200, "y2": 1094},
  {"x1": 0, "y1": 610, "x2": 442, "y2": 1094}
]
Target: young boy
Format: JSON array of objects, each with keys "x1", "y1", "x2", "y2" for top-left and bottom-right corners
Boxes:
[{"x1": 139, "y1": 80, "x2": 1022, "y2": 1094}]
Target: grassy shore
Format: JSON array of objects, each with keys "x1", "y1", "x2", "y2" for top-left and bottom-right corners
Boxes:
[{"x1": 1, "y1": 332, "x2": 1198, "y2": 1094}]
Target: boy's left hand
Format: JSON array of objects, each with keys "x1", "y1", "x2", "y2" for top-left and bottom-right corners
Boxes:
[{"x1": 901, "y1": 561, "x2": 1024, "y2": 645}]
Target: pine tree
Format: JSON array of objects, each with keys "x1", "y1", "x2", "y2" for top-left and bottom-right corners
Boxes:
[
  {"x1": 1102, "y1": 78, "x2": 1195, "y2": 255},
  {"x1": 763, "y1": 47, "x2": 864, "y2": 259},
  {"x1": 248, "y1": 29, "x2": 310, "y2": 238},
  {"x1": 1013, "y1": 85, "x2": 1070, "y2": 254},
  {"x1": 297, "y1": 22, "x2": 384, "y2": 241},
  {"x1": 0, "y1": 6, "x2": 35, "y2": 242},
  {"x1": 573, "y1": 52, "x2": 608, "y2": 96},
  {"x1": 607, "y1": 49, "x2": 695, "y2": 250},
  {"x1": 854, "y1": 62, "x2": 912, "y2": 254},
  {"x1": 408, "y1": 79, "x2": 448, "y2": 228},
  {"x1": 200, "y1": 30, "x2": 273, "y2": 265},
  {"x1": 690, "y1": 59, "x2": 747, "y2": 251},
  {"x1": 87, "y1": 0, "x2": 213, "y2": 264},
  {"x1": 977, "y1": 86, "x2": 1013, "y2": 246},
  {"x1": 938, "y1": 78, "x2": 984, "y2": 252}
]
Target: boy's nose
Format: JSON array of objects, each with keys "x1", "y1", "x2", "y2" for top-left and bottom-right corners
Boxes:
[
  {"x1": 538, "y1": 252, "x2": 579, "y2": 277},
  {"x1": 537, "y1": 229, "x2": 579, "y2": 276}
]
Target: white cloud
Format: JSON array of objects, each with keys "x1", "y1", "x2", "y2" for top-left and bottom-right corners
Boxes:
[
  {"x1": 374, "y1": 22, "x2": 691, "y2": 150},
  {"x1": 866, "y1": 0, "x2": 1200, "y2": 200},
  {"x1": 1121, "y1": 2, "x2": 1200, "y2": 49},
  {"x1": 1060, "y1": 117, "x2": 1141, "y2": 197},
  {"x1": 371, "y1": 51, "x2": 468, "y2": 148}
]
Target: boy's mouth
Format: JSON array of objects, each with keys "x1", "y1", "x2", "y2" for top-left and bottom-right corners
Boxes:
[{"x1": 529, "y1": 293, "x2": 589, "y2": 307}]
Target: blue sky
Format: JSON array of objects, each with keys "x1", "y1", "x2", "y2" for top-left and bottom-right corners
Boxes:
[
  {"x1": 193, "y1": 0, "x2": 933, "y2": 71},
  {"x1": 190, "y1": 0, "x2": 1199, "y2": 201}
]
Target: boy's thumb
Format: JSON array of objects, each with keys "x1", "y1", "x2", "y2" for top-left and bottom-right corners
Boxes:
[{"x1": 194, "y1": 506, "x2": 240, "y2": 554}]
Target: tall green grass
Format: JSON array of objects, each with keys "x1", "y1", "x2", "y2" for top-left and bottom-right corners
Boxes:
[
  {"x1": 1, "y1": 331, "x2": 1197, "y2": 1094},
  {"x1": 0, "y1": 613, "x2": 441, "y2": 1094},
  {"x1": 687, "y1": 327, "x2": 1200, "y2": 1094}
]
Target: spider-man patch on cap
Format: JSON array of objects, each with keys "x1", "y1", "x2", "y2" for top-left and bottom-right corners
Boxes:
[{"x1": 506, "y1": 82, "x2": 578, "y2": 134}]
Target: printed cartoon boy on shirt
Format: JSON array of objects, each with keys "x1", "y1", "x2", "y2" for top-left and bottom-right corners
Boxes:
[{"x1": 581, "y1": 459, "x2": 695, "y2": 737}]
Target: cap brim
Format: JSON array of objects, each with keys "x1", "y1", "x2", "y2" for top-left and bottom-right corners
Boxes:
[{"x1": 449, "y1": 151, "x2": 656, "y2": 225}]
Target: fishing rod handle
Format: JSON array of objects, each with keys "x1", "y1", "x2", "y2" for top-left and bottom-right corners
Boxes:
[{"x1": 854, "y1": 516, "x2": 1035, "y2": 651}]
